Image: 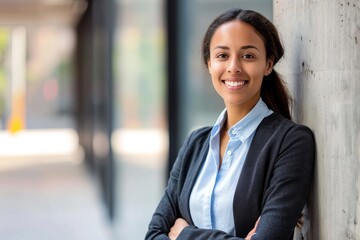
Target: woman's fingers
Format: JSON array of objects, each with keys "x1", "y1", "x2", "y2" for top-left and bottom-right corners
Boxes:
[
  {"x1": 168, "y1": 218, "x2": 189, "y2": 240},
  {"x1": 245, "y1": 217, "x2": 260, "y2": 240}
]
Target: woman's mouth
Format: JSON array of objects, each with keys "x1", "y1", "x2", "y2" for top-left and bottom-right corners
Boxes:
[{"x1": 223, "y1": 80, "x2": 247, "y2": 88}]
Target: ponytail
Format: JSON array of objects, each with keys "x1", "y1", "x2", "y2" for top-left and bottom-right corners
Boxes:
[{"x1": 261, "y1": 70, "x2": 292, "y2": 120}]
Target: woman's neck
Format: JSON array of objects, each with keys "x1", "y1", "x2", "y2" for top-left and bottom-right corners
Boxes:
[
  {"x1": 224, "y1": 99, "x2": 259, "y2": 129},
  {"x1": 224, "y1": 107, "x2": 247, "y2": 130}
]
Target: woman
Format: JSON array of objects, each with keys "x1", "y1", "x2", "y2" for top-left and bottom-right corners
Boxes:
[{"x1": 146, "y1": 8, "x2": 315, "y2": 240}]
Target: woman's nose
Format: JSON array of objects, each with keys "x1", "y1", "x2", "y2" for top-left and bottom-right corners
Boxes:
[{"x1": 227, "y1": 58, "x2": 242, "y2": 73}]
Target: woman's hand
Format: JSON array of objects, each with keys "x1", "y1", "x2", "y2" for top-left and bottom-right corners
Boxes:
[
  {"x1": 168, "y1": 218, "x2": 189, "y2": 240},
  {"x1": 245, "y1": 217, "x2": 260, "y2": 240}
]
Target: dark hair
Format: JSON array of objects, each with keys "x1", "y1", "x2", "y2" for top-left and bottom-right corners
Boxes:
[{"x1": 202, "y1": 8, "x2": 292, "y2": 120}]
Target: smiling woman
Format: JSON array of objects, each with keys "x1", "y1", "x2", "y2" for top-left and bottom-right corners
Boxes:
[
  {"x1": 207, "y1": 20, "x2": 272, "y2": 121},
  {"x1": 146, "y1": 8, "x2": 315, "y2": 240}
]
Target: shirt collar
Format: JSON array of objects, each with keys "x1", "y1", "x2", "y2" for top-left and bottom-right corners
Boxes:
[
  {"x1": 210, "y1": 108, "x2": 227, "y2": 137},
  {"x1": 211, "y1": 98, "x2": 272, "y2": 142}
]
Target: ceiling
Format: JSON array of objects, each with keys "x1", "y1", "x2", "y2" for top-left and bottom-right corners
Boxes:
[{"x1": 0, "y1": 0, "x2": 88, "y2": 26}]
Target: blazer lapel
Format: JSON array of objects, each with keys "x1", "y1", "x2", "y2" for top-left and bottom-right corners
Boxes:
[{"x1": 233, "y1": 113, "x2": 280, "y2": 236}]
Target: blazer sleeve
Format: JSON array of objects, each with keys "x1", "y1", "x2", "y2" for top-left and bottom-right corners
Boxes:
[
  {"x1": 145, "y1": 138, "x2": 189, "y2": 239},
  {"x1": 251, "y1": 124, "x2": 315, "y2": 239},
  {"x1": 177, "y1": 226, "x2": 246, "y2": 240},
  {"x1": 145, "y1": 130, "x2": 202, "y2": 240}
]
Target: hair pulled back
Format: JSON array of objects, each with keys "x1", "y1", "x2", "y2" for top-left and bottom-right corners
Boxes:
[{"x1": 202, "y1": 8, "x2": 292, "y2": 120}]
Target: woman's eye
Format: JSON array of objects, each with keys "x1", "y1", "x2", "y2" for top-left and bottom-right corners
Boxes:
[
  {"x1": 242, "y1": 54, "x2": 255, "y2": 60},
  {"x1": 216, "y1": 53, "x2": 228, "y2": 59}
]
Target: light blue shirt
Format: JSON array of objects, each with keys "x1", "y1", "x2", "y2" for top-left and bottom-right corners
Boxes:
[{"x1": 189, "y1": 99, "x2": 272, "y2": 235}]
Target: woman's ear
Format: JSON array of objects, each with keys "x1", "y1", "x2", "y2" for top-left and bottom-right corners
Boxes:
[
  {"x1": 207, "y1": 60, "x2": 212, "y2": 74},
  {"x1": 265, "y1": 57, "x2": 274, "y2": 76}
]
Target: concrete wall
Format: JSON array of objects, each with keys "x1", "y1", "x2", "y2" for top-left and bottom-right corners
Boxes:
[{"x1": 274, "y1": 1, "x2": 360, "y2": 239}]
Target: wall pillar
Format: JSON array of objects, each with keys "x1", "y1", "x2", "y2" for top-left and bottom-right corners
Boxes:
[{"x1": 274, "y1": 1, "x2": 360, "y2": 239}]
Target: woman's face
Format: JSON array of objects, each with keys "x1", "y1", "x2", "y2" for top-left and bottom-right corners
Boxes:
[{"x1": 208, "y1": 20, "x2": 272, "y2": 110}]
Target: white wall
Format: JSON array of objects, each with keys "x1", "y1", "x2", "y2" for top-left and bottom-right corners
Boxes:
[{"x1": 274, "y1": 1, "x2": 360, "y2": 239}]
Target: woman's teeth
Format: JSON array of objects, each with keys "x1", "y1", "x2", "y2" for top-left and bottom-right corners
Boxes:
[{"x1": 224, "y1": 81, "x2": 246, "y2": 87}]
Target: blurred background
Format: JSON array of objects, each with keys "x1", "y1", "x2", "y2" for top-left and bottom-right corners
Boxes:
[{"x1": 0, "y1": 0, "x2": 272, "y2": 239}]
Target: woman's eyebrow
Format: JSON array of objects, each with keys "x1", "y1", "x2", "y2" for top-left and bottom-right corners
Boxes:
[
  {"x1": 212, "y1": 45, "x2": 260, "y2": 52},
  {"x1": 212, "y1": 45, "x2": 230, "y2": 50},
  {"x1": 241, "y1": 45, "x2": 260, "y2": 52}
]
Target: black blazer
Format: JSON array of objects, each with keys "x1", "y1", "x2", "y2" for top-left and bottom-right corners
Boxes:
[{"x1": 145, "y1": 113, "x2": 315, "y2": 240}]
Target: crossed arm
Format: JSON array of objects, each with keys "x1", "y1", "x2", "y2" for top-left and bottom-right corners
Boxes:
[{"x1": 169, "y1": 218, "x2": 259, "y2": 240}]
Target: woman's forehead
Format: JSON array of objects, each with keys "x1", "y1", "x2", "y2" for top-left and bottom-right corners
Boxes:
[{"x1": 210, "y1": 20, "x2": 266, "y2": 50}]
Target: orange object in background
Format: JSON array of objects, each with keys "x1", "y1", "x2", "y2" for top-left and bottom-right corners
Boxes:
[
  {"x1": 7, "y1": 93, "x2": 25, "y2": 133},
  {"x1": 7, "y1": 27, "x2": 26, "y2": 134}
]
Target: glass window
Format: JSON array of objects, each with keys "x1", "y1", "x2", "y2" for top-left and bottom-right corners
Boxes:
[
  {"x1": 26, "y1": 26, "x2": 75, "y2": 129},
  {"x1": 112, "y1": 0, "x2": 166, "y2": 239}
]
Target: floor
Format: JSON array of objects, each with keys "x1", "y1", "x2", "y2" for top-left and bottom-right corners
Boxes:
[
  {"x1": 0, "y1": 129, "x2": 166, "y2": 240},
  {"x1": 0, "y1": 159, "x2": 115, "y2": 240}
]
